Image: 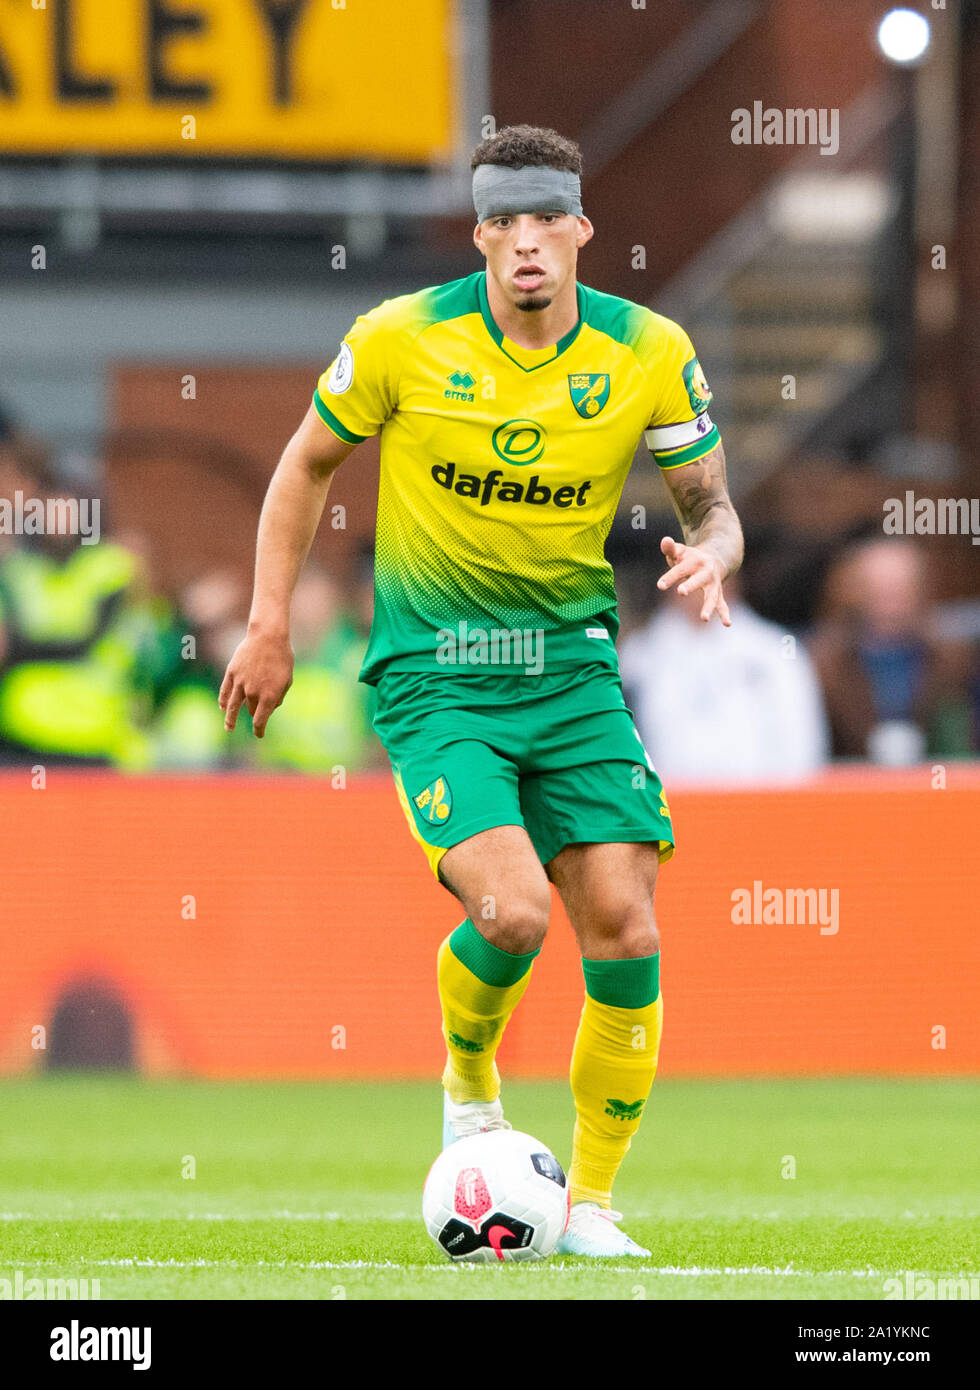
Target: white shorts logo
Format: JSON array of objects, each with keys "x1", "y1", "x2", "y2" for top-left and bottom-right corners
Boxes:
[{"x1": 327, "y1": 341, "x2": 354, "y2": 395}]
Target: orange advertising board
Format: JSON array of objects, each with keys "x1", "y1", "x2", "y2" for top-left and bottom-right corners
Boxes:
[{"x1": 1, "y1": 768, "x2": 977, "y2": 1077}]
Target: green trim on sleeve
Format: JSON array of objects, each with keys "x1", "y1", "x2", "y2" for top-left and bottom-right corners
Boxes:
[
  {"x1": 312, "y1": 390, "x2": 369, "y2": 444},
  {"x1": 654, "y1": 424, "x2": 721, "y2": 469}
]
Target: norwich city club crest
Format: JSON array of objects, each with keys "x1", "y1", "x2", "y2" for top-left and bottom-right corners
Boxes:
[
  {"x1": 413, "y1": 775, "x2": 452, "y2": 823},
  {"x1": 568, "y1": 373, "x2": 610, "y2": 418}
]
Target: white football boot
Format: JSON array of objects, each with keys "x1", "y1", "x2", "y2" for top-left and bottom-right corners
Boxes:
[
  {"x1": 555, "y1": 1202, "x2": 651, "y2": 1257},
  {"x1": 442, "y1": 1093, "x2": 511, "y2": 1149}
]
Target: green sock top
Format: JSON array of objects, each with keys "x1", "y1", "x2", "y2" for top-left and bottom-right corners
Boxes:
[
  {"x1": 449, "y1": 917, "x2": 540, "y2": 988},
  {"x1": 582, "y1": 953, "x2": 660, "y2": 1008}
]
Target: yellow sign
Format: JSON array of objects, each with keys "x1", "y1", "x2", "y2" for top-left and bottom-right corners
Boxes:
[{"x1": 0, "y1": 0, "x2": 456, "y2": 162}]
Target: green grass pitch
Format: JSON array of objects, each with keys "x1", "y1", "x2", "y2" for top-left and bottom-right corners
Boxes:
[{"x1": 1, "y1": 1076, "x2": 976, "y2": 1301}]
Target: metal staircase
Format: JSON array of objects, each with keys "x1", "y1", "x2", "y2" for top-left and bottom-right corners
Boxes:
[
  {"x1": 640, "y1": 83, "x2": 907, "y2": 505},
  {"x1": 687, "y1": 235, "x2": 886, "y2": 495}
]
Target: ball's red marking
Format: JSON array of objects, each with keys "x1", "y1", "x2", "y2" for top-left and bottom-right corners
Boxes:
[
  {"x1": 487, "y1": 1224, "x2": 513, "y2": 1261},
  {"x1": 453, "y1": 1166, "x2": 492, "y2": 1227}
]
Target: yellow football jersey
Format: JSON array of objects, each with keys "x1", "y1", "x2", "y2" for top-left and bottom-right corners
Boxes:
[{"x1": 314, "y1": 271, "x2": 720, "y2": 684}]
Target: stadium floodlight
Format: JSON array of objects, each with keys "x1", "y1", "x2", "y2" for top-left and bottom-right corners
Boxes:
[{"x1": 876, "y1": 8, "x2": 931, "y2": 65}]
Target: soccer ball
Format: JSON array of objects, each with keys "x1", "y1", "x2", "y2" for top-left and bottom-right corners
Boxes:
[{"x1": 423, "y1": 1129, "x2": 569, "y2": 1263}]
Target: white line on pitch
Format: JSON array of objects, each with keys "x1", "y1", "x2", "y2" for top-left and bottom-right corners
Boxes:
[
  {"x1": 21, "y1": 1258, "x2": 891, "y2": 1276},
  {"x1": 0, "y1": 1212, "x2": 417, "y2": 1222}
]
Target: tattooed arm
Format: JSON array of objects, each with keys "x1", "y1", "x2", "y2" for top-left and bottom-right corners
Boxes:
[{"x1": 655, "y1": 440, "x2": 744, "y2": 626}]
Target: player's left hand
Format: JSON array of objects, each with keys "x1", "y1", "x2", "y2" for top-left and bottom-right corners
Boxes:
[{"x1": 657, "y1": 536, "x2": 731, "y2": 626}]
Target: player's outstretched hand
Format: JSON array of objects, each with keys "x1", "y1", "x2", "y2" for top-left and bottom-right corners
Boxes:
[
  {"x1": 657, "y1": 536, "x2": 732, "y2": 626},
  {"x1": 218, "y1": 629, "x2": 294, "y2": 737}
]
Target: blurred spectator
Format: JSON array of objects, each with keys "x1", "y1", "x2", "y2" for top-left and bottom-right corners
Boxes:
[
  {"x1": 0, "y1": 437, "x2": 55, "y2": 561},
  {"x1": 934, "y1": 596, "x2": 980, "y2": 754},
  {"x1": 0, "y1": 482, "x2": 152, "y2": 769},
  {"x1": 252, "y1": 564, "x2": 375, "y2": 774},
  {"x1": 104, "y1": 528, "x2": 195, "y2": 713},
  {"x1": 620, "y1": 575, "x2": 829, "y2": 783},
  {"x1": 810, "y1": 539, "x2": 973, "y2": 763},
  {"x1": 150, "y1": 569, "x2": 252, "y2": 770}
]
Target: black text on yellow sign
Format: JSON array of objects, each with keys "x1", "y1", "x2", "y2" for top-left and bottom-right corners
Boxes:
[{"x1": 0, "y1": 0, "x2": 455, "y2": 162}]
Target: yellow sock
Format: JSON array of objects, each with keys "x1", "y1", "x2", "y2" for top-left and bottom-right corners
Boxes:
[
  {"x1": 438, "y1": 918, "x2": 538, "y2": 1103},
  {"x1": 568, "y1": 953, "x2": 663, "y2": 1208}
]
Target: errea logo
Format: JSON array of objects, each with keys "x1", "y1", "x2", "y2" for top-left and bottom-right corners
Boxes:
[
  {"x1": 605, "y1": 1097, "x2": 645, "y2": 1122},
  {"x1": 445, "y1": 370, "x2": 476, "y2": 402}
]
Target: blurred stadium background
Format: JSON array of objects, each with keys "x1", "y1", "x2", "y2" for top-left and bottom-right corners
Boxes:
[{"x1": 1, "y1": 0, "x2": 977, "y2": 1082}]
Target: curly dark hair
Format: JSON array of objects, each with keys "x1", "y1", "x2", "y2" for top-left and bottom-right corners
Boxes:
[{"x1": 470, "y1": 124, "x2": 582, "y2": 175}]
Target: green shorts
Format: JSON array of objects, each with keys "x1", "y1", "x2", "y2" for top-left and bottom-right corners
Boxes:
[{"x1": 371, "y1": 662, "x2": 675, "y2": 879}]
